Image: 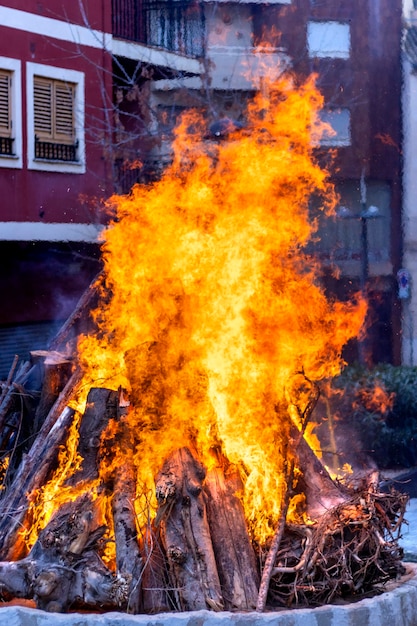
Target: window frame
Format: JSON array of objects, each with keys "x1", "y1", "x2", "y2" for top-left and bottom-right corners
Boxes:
[
  {"x1": 307, "y1": 21, "x2": 351, "y2": 59},
  {"x1": 34, "y1": 76, "x2": 75, "y2": 144},
  {"x1": 27, "y1": 62, "x2": 85, "y2": 173},
  {"x1": 0, "y1": 71, "x2": 12, "y2": 139},
  {"x1": 0, "y1": 56, "x2": 22, "y2": 169},
  {"x1": 319, "y1": 107, "x2": 351, "y2": 147}
]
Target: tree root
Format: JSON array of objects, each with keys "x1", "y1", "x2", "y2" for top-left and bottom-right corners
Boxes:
[{"x1": 262, "y1": 487, "x2": 408, "y2": 608}]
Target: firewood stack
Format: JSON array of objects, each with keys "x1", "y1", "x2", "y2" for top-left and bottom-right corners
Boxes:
[{"x1": 0, "y1": 278, "x2": 408, "y2": 614}]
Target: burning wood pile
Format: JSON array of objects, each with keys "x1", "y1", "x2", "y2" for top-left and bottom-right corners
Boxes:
[{"x1": 0, "y1": 74, "x2": 408, "y2": 615}]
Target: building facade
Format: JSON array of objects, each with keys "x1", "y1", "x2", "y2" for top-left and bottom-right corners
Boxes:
[
  {"x1": 0, "y1": 0, "x2": 404, "y2": 374},
  {"x1": 402, "y1": 0, "x2": 417, "y2": 366}
]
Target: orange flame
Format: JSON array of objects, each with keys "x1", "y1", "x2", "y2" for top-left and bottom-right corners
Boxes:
[
  {"x1": 356, "y1": 384, "x2": 395, "y2": 416},
  {"x1": 33, "y1": 74, "x2": 367, "y2": 546}
]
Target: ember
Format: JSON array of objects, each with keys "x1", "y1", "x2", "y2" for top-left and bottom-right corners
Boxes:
[{"x1": 0, "y1": 74, "x2": 407, "y2": 614}]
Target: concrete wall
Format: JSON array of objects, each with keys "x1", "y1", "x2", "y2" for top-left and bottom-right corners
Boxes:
[
  {"x1": 0, "y1": 563, "x2": 417, "y2": 626},
  {"x1": 401, "y1": 54, "x2": 417, "y2": 364}
]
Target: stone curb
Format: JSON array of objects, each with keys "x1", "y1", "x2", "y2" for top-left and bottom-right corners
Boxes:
[{"x1": 1, "y1": 564, "x2": 417, "y2": 626}]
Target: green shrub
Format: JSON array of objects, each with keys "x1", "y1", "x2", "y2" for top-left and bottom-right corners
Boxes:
[{"x1": 328, "y1": 364, "x2": 417, "y2": 468}]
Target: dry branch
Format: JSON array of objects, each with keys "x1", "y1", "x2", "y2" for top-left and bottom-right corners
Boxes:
[
  {"x1": 256, "y1": 374, "x2": 320, "y2": 612},
  {"x1": 0, "y1": 360, "x2": 34, "y2": 436},
  {"x1": 267, "y1": 487, "x2": 408, "y2": 607},
  {"x1": 140, "y1": 523, "x2": 171, "y2": 614}
]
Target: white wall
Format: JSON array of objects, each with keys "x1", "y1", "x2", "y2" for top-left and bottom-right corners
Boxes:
[
  {"x1": 401, "y1": 55, "x2": 417, "y2": 364},
  {"x1": 404, "y1": 0, "x2": 415, "y2": 19}
]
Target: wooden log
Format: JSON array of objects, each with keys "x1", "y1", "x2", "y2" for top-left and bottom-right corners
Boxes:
[
  {"x1": 295, "y1": 433, "x2": 348, "y2": 520},
  {"x1": 0, "y1": 495, "x2": 128, "y2": 612},
  {"x1": 0, "y1": 367, "x2": 83, "y2": 559},
  {"x1": 0, "y1": 384, "x2": 148, "y2": 611},
  {"x1": 112, "y1": 461, "x2": 143, "y2": 613},
  {"x1": 0, "y1": 404, "x2": 77, "y2": 560},
  {"x1": 204, "y1": 455, "x2": 259, "y2": 610},
  {"x1": 30, "y1": 351, "x2": 73, "y2": 436},
  {"x1": 0, "y1": 361, "x2": 33, "y2": 435},
  {"x1": 65, "y1": 387, "x2": 118, "y2": 485},
  {"x1": 155, "y1": 447, "x2": 223, "y2": 612}
]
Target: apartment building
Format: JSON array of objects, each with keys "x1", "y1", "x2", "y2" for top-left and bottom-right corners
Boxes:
[
  {"x1": 0, "y1": 0, "x2": 403, "y2": 374},
  {"x1": 286, "y1": 0, "x2": 402, "y2": 366}
]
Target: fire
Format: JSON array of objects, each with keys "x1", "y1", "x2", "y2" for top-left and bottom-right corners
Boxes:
[
  {"x1": 23, "y1": 410, "x2": 86, "y2": 551},
  {"x1": 28, "y1": 74, "x2": 367, "y2": 548},
  {"x1": 356, "y1": 384, "x2": 395, "y2": 415}
]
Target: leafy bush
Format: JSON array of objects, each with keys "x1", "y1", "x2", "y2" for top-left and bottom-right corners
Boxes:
[{"x1": 328, "y1": 364, "x2": 417, "y2": 468}]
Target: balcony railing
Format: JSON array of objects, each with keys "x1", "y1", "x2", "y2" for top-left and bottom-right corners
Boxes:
[
  {"x1": 35, "y1": 138, "x2": 78, "y2": 162},
  {"x1": 0, "y1": 136, "x2": 14, "y2": 156},
  {"x1": 113, "y1": 158, "x2": 163, "y2": 193},
  {"x1": 112, "y1": 0, "x2": 205, "y2": 58}
]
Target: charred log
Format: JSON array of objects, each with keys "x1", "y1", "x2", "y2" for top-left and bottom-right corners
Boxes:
[
  {"x1": 0, "y1": 495, "x2": 127, "y2": 612},
  {"x1": 0, "y1": 360, "x2": 36, "y2": 455},
  {"x1": 155, "y1": 447, "x2": 224, "y2": 612},
  {"x1": 0, "y1": 386, "x2": 141, "y2": 612},
  {"x1": 204, "y1": 454, "x2": 259, "y2": 610},
  {"x1": 30, "y1": 351, "x2": 73, "y2": 436},
  {"x1": 0, "y1": 402, "x2": 77, "y2": 560},
  {"x1": 112, "y1": 463, "x2": 143, "y2": 613},
  {"x1": 65, "y1": 387, "x2": 118, "y2": 486},
  {"x1": 295, "y1": 433, "x2": 348, "y2": 519},
  {"x1": 0, "y1": 370, "x2": 84, "y2": 559}
]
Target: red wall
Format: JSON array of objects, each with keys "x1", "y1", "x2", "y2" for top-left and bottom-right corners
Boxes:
[
  {"x1": 0, "y1": 0, "x2": 114, "y2": 224},
  {"x1": 0, "y1": 0, "x2": 112, "y2": 32}
]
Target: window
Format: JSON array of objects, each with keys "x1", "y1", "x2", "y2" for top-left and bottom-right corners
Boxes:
[
  {"x1": 0, "y1": 71, "x2": 12, "y2": 148},
  {"x1": 27, "y1": 62, "x2": 85, "y2": 173},
  {"x1": 319, "y1": 108, "x2": 351, "y2": 146},
  {"x1": 0, "y1": 57, "x2": 22, "y2": 168},
  {"x1": 146, "y1": 2, "x2": 205, "y2": 58},
  {"x1": 34, "y1": 77, "x2": 77, "y2": 161},
  {"x1": 307, "y1": 21, "x2": 350, "y2": 59}
]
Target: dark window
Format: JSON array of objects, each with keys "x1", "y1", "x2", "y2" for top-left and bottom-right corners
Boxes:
[{"x1": 112, "y1": 0, "x2": 205, "y2": 58}]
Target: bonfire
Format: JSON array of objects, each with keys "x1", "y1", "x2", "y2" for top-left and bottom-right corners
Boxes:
[{"x1": 0, "y1": 73, "x2": 407, "y2": 614}]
